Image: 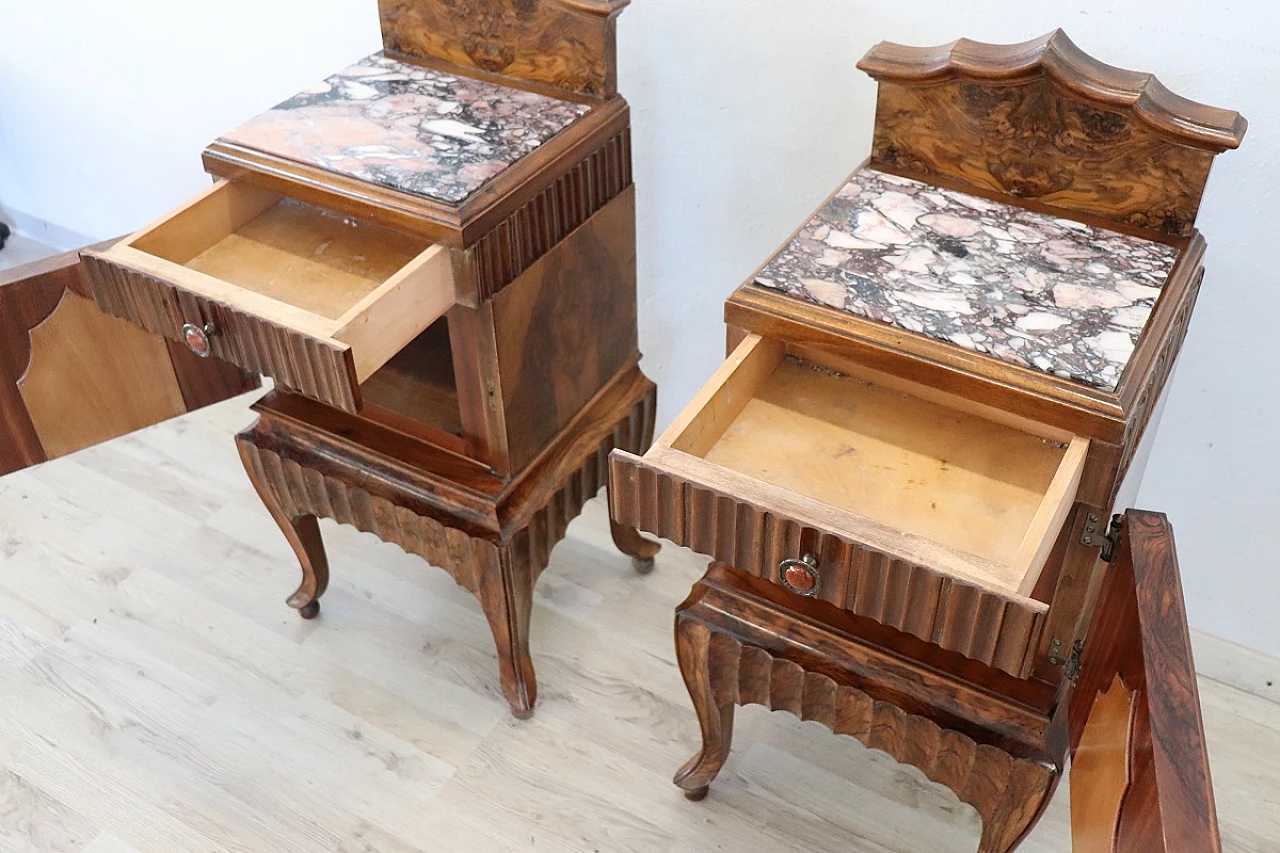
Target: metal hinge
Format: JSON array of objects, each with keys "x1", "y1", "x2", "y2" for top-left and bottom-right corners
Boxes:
[
  {"x1": 1044, "y1": 635, "x2": 1085, "y2": 676},
  {"x1": 1064, "y1": 640, "x2": 1085, "y2": 681},
  {"x1": 1080, "y1": 513, "x2": 1121, "y2": 562},
  {"x1": 1047, "y1": 636, "x2": 1086, "y2": 677}
]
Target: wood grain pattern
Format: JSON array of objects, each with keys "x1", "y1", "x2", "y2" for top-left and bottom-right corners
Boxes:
[
  {"x1": 0, "y1": 252, "x2": 82, "y2": 473},
  {"x1": 1030, "y1": 505, "x2": 1110, "y2": 685},
  {"x1": 683, "y1": 350, "x2": 1081, "y2": 588},
  {"x1": 85, "y1": 252, "x2": 362, "y2": 413},
  {"x1": 1069, "y1": 511, "x2": 1223, "y2": 851},
  {"x1": 492, "y1": 186, "x2": 638, "y2": 472},
  {"x1": 0, "y1": 248, "x2": 255, "y2": 476},
  {"x1": 163, "y1": 339, "x2": 258, "y2": 411},
  {"x1": 17, "y1": 288, "x2": 187, "y2": 460},
  {"x1": 446, "y1": 301, "x2": 513, "y2": 474},
  {"x1": 469, "y1": 125, "x2": 631, "y2": 302},
  {"x1": 858, "y1": 30, "x2": 1245, "y2": 237},
  {"x1": 1070, "y1": 674, "x2": 1138, "y2": 853},
  {"x1": 359, "y1": 317, "x2": 464, "y2": 442},
  {"x1": 378, "y1": 0, "x2": 627, "y2": 97},
  {"x1": 236, "y1": 364, "x2": 656, "y2": 717},
  {"x1": 673, "y1": 563, "x2": 1059, "y2": 853},
  {"x1": 609, "y1": 450, "x2": 1047, "y2": 676}
]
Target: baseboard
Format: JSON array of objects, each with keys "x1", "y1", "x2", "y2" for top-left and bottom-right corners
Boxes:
[
  {"x1": 1192, "y1": 629, "x2": 1280, "y2": 705},
  {"x1": 0, "y1": 206, "x2": 98, "y2": 253}
]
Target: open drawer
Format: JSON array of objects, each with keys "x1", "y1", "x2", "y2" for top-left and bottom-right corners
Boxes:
[
  {"x1": 610, "y1": 335, "x2": 1090, "y2": 677},
  {"x1": 81, "y1": 180, "x2": 455, "y2": 413}
]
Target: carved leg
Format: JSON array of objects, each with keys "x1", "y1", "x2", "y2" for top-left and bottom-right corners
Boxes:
[
  {"x1": 609, "y1": 518, "x2": 660, "y2": 574},
  {"x1": 237, "y1": 438, "x2": 330, "y2": 619},
  {"x1": 673, "y1": 612, "x2": 736, "y2": 799},
  {"x1": 477, "y1": 544, "x2": 537, "y2": 719},
  {"x1": 977, "y1": 762, "x2": 1060, "y2": 853},
  {"x1": 280, "y1": 514, "x2": 330, "y2": 619},
  {"x1": 609, "y1": 376, "x2": 661, "y2": 573}
]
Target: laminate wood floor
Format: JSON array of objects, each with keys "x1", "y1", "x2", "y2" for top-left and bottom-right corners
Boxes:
[{"x1": 0, "y1": 393, "x2": 1276, "y2": 853}]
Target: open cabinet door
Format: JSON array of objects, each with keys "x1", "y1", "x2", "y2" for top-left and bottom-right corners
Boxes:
[
  {"x1": 1069, "y1": 511, "x2": 1221, "y2": 852},
  {"x1": 0, "y1": 247, "x2": 258, "y2": 476}
]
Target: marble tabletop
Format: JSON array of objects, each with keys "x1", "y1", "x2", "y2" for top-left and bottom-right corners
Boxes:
[
  {"x1": 754, "y1": 169, "x2": 1182, "y2": 391},
  {"x1": 220, "y1": 52, "x2": 592, "y2": 206}
]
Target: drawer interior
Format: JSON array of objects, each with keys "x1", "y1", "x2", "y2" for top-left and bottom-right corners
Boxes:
[
  {"x1": 138, "y1": 196, "x2": 424, "y2": 320},
  {"x1": 661, "y1": 336, "x2": 1089, "y2": 596},
  {"x1": 113, "y1": 180, "x2": 455, "y2": 383}
]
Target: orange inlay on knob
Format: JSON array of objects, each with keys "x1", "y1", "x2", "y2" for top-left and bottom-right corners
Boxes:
[{"x1": 783, "y1": 562, "x2": 816, "y2": 593}]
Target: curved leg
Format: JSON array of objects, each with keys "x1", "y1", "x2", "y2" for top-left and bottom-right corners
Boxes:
[
  {"x1": 281, "y1": 515, "x2": 329, "y2": 619},
  {"x1": 477, "y1": 546, "x2": 537, "y2": 719},
  {"x1": 612, "y1": 375, "x2": 661, "y2": 574},
  {"x1": 609, "y1": 518, "x2": 661, "y2": 574},
  {"x1": 673, "y1": 614, "x2": 735, "y2": 799},
  {"x1": 237, "y1": 439, "x2": 329, "y2": 619},
  {"x1": 978, "y1": 760, "x2": 1060, "y2": 853}
]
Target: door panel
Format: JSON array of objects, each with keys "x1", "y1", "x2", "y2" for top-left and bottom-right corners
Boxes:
[
  {"x1": 0, "y1": 247, "x2": 258, "y2": 476},
  {"x1": 1069, "y1": 511, "x2": 1221, "y2": 852}
]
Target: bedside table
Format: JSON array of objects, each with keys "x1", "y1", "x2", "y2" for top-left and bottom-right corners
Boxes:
[
  {"x1": 2, "y1": 0, "x2": 657, "y2": 719},
  {"x1": 610, "y1": 31, "x2": 1243, "y2": 851}
]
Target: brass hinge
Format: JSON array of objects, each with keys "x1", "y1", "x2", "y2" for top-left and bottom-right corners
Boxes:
[{"x1": 1080, "y1": 513, "x2": 1121, "y2": 562}]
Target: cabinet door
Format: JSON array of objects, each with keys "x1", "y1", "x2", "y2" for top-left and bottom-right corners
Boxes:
[
  {"x1": 0, "y1": 247, "x2": 258, "y2": 476},
  {"x1": 1069, "y1": 511, "x2": 1221, "y2": 852}
]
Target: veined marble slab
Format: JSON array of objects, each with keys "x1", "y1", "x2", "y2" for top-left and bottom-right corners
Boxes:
[
  {"x1": 220, "y1": 52, "x2": 591, "y2": 206},
  {"x1": 754, "y1": 169, "x2": 1182, "y2": 390}
]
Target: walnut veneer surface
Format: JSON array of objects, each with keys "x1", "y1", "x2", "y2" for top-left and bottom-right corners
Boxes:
[{"x1": 0, "y1": 392, "x2": 1276, "y2": 852}]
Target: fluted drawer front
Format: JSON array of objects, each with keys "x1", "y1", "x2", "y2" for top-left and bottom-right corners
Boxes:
[
  {"x1": 80, "y1": 179, "x2": 455, "y2": 414},
  {"x1": 605, "y1": 333, "x2": 1088, "y2": 679},
  {"x1": 610, "y1": 449, "x2": 1046, "y2": 677},
  {"x1": 85, "y1": 253, "x2": 361, "y2": 411}
]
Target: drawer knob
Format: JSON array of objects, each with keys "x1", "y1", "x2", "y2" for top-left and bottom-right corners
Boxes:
[
  {"x1": 182, "y1": 322, "x2": 217, "y2": 357},
  {"x1": 779, "y1": 553, "x2": 820, "y2": 597}
]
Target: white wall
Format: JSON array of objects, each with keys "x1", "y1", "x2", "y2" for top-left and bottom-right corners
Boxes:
[{"x1": 2, "y1": 1, "x2": 1277, "y2": 657}]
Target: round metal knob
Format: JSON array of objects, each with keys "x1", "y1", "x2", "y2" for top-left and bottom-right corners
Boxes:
[
  {"x1": 779, "y1": 553, "x2": 820, "y2": 597},
  {"x1": 182, "y1": 322, "x2": 217, "y2": 357}
]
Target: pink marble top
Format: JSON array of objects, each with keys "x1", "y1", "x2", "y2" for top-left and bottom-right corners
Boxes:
[
  {"x1": 220, "y1": 52, "x2": 592, "y2": 206},
  {"x1": 754, "y1": 169, "x2": 1182, "y2": 390}
]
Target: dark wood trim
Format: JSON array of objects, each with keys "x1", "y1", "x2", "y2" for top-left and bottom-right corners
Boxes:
[
  {"x1": 672, "y1": 562, "x2": 1061, "y2": 853},
  {"x1": 1069, "y1": 511, "x2": 1221, "y2": 851},
  {"x1": 857, "y1": 31, "x2": 1245, "y2": 238},
  {"x1": 163, "y1": 341, "x2": 258, "y2": 411},
  {"x1": 0, "y1": 251, "x2": 79, "y2": 474},
  {"x1": 857, "y1": 31, "x2": 1245, "y2": 151}
]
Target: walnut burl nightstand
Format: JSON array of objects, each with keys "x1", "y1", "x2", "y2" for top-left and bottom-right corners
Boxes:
[
  {"x1": 1, "y1": 0, "x2": 658, "y2": 719},
  {"x1": 609, "y1": 31, "x2": 1244, "y2": 851}
]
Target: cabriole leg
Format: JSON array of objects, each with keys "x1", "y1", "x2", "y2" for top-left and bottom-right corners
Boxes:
[
  {"x1": 477, "y1": 545, "x2": 538, "y2": 719},
  {"x1": 673, "y1": 612, "x2": 736, "y2": 799},
  {"x1": 237, "y1": 437, "x2": 330, "y2": 619},
  {"x1": 609, "y1": 517, "x2": 660, "y2": 574}
]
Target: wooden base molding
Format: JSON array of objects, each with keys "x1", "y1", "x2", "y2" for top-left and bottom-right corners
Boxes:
[
  {"x1": 237, "y1": 365, "x2": 658, "y2": 717},
  {"x1": 674, "y1": 562, "x2": 1060, "y2": 853}
]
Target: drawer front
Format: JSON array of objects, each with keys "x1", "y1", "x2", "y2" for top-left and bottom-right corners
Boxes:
[
  {"x1": 610, "y1": 449, "x2": 1047, "y2": 677},
  {"x1": 85, "y1": 253, "x2": 360, "y2": 412}
]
